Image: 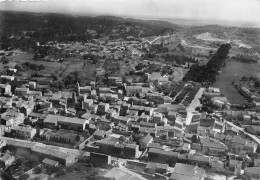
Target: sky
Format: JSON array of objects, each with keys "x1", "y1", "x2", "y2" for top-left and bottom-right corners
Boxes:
[{"x1": 1, "y1": 0, "x2": 260, "y2": 26}]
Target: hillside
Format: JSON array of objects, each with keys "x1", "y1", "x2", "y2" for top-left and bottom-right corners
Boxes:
[{"x1": 0, "y1": 11, "x2": 182, "y2": 50}]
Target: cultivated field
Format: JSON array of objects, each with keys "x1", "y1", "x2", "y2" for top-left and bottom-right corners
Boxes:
[{"x1": 213, "y1": 60, "x2": 260, "y2": 104}]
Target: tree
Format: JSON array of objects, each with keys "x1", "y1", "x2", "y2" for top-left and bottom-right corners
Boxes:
[
  {"x1": 1, "y1": 56, "x2": 9, "y2": 64},
  {"x1": 135, "y1": 63, "x2": 144, "y2": 71},
  {"x1": 255, "y1": 80, "x2": 260, "y2": 87}
]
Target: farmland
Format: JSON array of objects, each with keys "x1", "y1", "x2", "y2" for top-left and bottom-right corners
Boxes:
[{"x1": 213, "y1": 60, "x2": 260, "y2": 104}]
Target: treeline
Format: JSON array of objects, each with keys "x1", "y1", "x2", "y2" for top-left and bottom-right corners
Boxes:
[
  {"x1": 163, "y1": 54, "x2": 196, "y2": 65},
  {"x1": 183, "y1": 43, "x2": 231, "y2": 84}
]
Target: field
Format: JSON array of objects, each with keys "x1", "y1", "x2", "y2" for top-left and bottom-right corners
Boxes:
[
  {"x1": 1, "y1": 52, "x2": 96, "y2": 80},
  {"x1": 213, "y1": 60, "x2": 260, "y2": 104}
]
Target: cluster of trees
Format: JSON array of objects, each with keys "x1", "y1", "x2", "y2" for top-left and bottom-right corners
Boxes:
[
  {"x1": 161, "y1": 66, "x2": 174, "y2": 76},
  {"x1": 22, "y1": 62, "x2": 45, "y2": 71},
  {"x1": 241, "y1": 76, "x2": 260, "y2": 88},
  {"x1": 145, "y1": 64, "x2": 161, "y2": 74},
  {"x1": 231, "y1": 56, "x2": 258, "y2": 63},
  {"x1": 1, "y1": 11, "x2": 180, "y2": 51},
  {"x1": 82, "y1": 53, "x2": 99, "y2": 64},
  {"x1": 50, "y1": 70, "x2": 87, "y2": 92},
  {"x1": 153, "y1": 80, "x2": 179, "y2": 95},
  {"x1": 150, "y1": 43, "x2": 169, "y2": 53},
  {"x1": 0, "y1": 56, "x2": 9, "y2": 64},
  {"x1": 183, "y1": 43, "x2": 231, "y2": 84},
  {"x1": 163, "y1": 54, "x2": 196, "y2": 65}
]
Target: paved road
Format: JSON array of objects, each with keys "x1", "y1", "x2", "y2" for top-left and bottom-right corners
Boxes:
[{"x1": 186, "y1": 88, "x2": 205, "y2": 125}]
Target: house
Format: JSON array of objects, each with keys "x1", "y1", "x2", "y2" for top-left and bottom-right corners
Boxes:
[
  {"x1": 96, "y1": 118, "x2": 114, "y2": 131},
  {"x1": 99, "y1": 87, "x2": 112, "y2": 94},
  {"x1": 209, "y1": 157, "x2": 224, "y2": 170},
  {"x1": 10, "y1": 126, "x2": 37, "y2": 139},
  {"x1": 124, "y1": 144, "x2": 139, "y2": 159},
  {"x1": 120, "y1": 103, "x2": 130, "y2": 116},
  {"x1": 82, "y1": 99, "x2": 93, "y2": 111},
  {"x1": 15, "y1": 88, "x2": 29, "y2": 97},
  {"x1": 157, "y1": 104, "x2": 185, "y2": 114},
  {"x1": 148, "y1": 148, "x2": 179, "y2": 164},
  {"x1": 167, "y1": 111, "x2": 177, "y2": 122},
  {"x1": 187, "y1": 154, "x2": 210, "y2": 165},
  {"x1": 244, "y1": 167, "x2": 260, "y2": 179},
  {"x1": 108, "y1": 77, "x2": 122, "y2": 86},
  {"x1": 139, "y1": 127, "x2": 157, "y2": 137},
  {"x1": 139, "y1": 134, "x2": 153, "y2": 150},
  {"x1": 1, "y1": 111, "x2": 25, "y2": 130},
  {"x1": 0, "y1": 84, "x2": 11, "y2": 95},
  {"x1": 29, "y1": 81, "x2": 36, "y2": 89},
  {"x1": 173, "y1": 117, "x2": 183, "y2": 131},
  {"x1": 42, "y1": 158, "x2": 59, "y2": 167},
  {"x1": 230, "y1": 136, "x2": 257, "y2": 154},
  {"x1": 244, "y1": 141, "x2": 257, "y2": 153},
  {"x1": 97, "y1": 102, "x2": 109, "y2": 116},
  {"x1": 170, "y1": 163, "x2": 206, "y2": 180},
  {"x1": 229, "y1": 159, "x2": 242, "y2": 171},
  {"x1": 125, "y1": 86, "x2": 143, "y2": 97},
  {"x1": 145, "y1": 162, "x2": 169, "y2": 175},
  {"x1": 106, "y1": 109, "x2": 117, "y2": 120},
  {"x1": 93, "y1": 129, "x2": 109, "y2": 140},
  {"x1": 138, "y1": 114, "x2": 150, "y2": 122},
  {"x1": 0, "y1": 153, "x2": 15, "y2": 167},
  {"x1": 197, "y1": 118, "x2": 224, "y2": 136},
  {"x1": 254, "y1": 159, "x2": 260, "y2": 167},
  {"x1": 146, "y1": 93, "x2": 165, "y2": 105},
  {"x1": 203, "y1": 87, "x2": 221, "y2": 99},
  {"x1": 245, "y1": 125, "x2": 260, "y2": 136},
  {"x1": 113, "y1": 116, "x2": 131, "y2": 125},
  {"x1": 31, "y1": 144, "x2": 78, "y2": 166},
  {"x1": 77, "y1": 83, "x2": 91, "y2": 96},
  {"x1": 39, "y1": 129, "x2": 83, "y2": 145},
  {"x1": 90, "y1": 152, "x2": 111, "y2": 167},
  {"x1": 152, "y1": 112, "x2": 163, "y2": 124},
  {"x1": 0, "y1": 75, "x2": 14, "y2": 83},
  {"x1": 117, "y1": 123, "x2": 129, "y2": 132},
  {"x1": 96, "y1": 138, "x2": 118, "y2": 155},
  {"x1": 201, "y1": 139, "x2": 228, "y2": 156},
  {"x1": 43, "y1": 114, "x2": 89, "y2": 131}
]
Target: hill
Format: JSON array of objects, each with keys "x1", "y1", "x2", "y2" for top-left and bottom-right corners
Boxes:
[{"x1": 0, "y1": 11, "x2": 182, "y2": 50}]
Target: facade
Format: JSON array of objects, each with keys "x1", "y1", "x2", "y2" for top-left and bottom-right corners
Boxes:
[
  {"x1": 90, "y1": 152, "x2": 111, "y2": 166},
  {"x1": 97, "y1": 102, "x2": 109, "y2": 116},
  {"x1": 42, "y1": 158, "x2": 59, "y2": 167},
  {"x1": 139, "y1": 134, "x2": 153, "y2": 150},
  {"x1": 1, "y1": 111, "x2": 25, "y2": 130},
  {"x1": 148, "y1": 148, "x2": 179, "y2": 164},
  {"x1": 43, "y1": 114, "x2": 89, "y2": 131},
  {"x1": 15, "y1": 88, "x2": 30, "y2": 97},
  {"x1": 31, "y1": 144, "x2": 78, "y2": 166},
  {"x1": 0, "y1": 84, "x2": 11, "y2": 95},
  {"x1": 113, "y1": 115, "x2": 131, "y2": 125},
  {"x1": 145, "y1": 162, "x2": 169, "y2": 175},
  {"x1": 11, "y1": 126, "x2": 37, "y2": 139}
]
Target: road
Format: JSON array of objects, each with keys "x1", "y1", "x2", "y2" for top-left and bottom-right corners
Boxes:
[
  {"x1": 149, "y1": 34, "x2": 176, "y2": 44},
  {"x1": 186, "y1": 88, "x2": 205, "y2": 125},
  {"x1": 225, "y1": 121, "x2": 260, "y2": 145}
]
